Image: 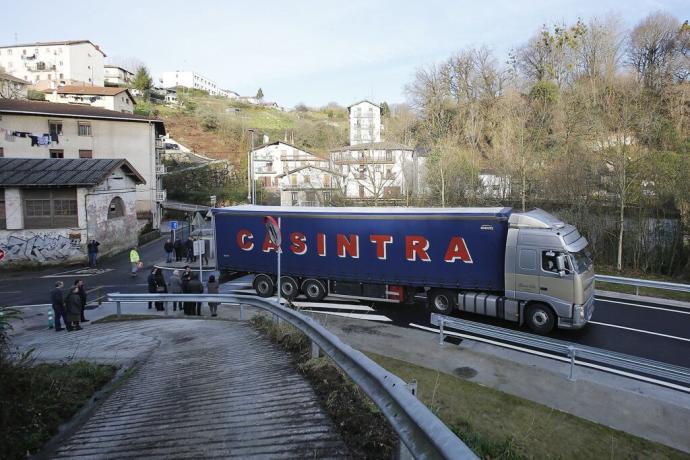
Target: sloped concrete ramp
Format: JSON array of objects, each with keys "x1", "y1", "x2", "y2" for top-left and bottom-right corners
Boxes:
[{"x1": 46, "y1": 320, "x2": 347, "y2": 459}]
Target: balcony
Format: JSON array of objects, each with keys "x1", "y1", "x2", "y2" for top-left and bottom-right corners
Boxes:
[
  {"x1": 155, "y1": 190, "x2": 167, "y2": 202},
  {"x1": 25, "y1": 63, "x2": 56, "y2": 72},
  {"x1": 332, "y1": 157, "x2": 394, "y2": 165},
  {"x1": 253, "y1": 154, "x2": 273, "y2": 162},
  {"x1": 155, "y1": 139, "x2": 164, "y2": 149},
  {"x1": 155, "y1": 164, "x2": 166, "y2": 175},
  {"x1": 255, "y1": 167, "x2": 276, "y2": 174}
]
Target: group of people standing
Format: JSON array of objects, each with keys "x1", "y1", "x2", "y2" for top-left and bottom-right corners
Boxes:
[
  {"x1": 50, "y1": 280, "x2": 89, "y2": 332},
  {"x1": 164, "y1": 237, "x2": 210, "y2": 265},
  {"x1": 148, "y1": 266, "x2": 220, "y2": 317}
]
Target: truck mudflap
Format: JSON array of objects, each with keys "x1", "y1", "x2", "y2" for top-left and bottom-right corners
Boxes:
[{"x1": 557, "y1": 295, "x2": 595, "y2": 330}]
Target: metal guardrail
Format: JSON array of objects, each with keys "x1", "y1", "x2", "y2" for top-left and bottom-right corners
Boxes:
[
  {"x1": 595, "y1": 275, "x2": 690, "y2": 296},
  {"x1": 108, "y1": 293, "x2": 477, "y2": 460},
  {"x1": 430, "y1": 313, "x2": 690, "y2": 392}
]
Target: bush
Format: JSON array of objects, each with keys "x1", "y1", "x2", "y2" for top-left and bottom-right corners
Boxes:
[{"x1": 27, "y1": 90, "x2": 45, "y2": 101}]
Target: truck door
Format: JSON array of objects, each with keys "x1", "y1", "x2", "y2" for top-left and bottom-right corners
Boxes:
[
  {"x1": 515, "y1": 248, "x2": 539, "y2": 294},
  {"x1": 539, "y1": 251, "x2": 574, "y2": 304}
]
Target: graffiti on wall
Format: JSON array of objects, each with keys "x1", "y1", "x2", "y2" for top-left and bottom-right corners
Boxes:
[{"x1": 0, "y1": 233, "x2": 83, "y2": 264}]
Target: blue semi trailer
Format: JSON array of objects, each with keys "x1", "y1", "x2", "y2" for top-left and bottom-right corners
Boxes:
[{"x1": 213, "y1": 205, "x2": 594, "y2": 333}]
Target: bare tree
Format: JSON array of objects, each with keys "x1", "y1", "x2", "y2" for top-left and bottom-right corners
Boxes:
[{"x1": 627, "y1": 12, "x2": 683, "y2": 90}]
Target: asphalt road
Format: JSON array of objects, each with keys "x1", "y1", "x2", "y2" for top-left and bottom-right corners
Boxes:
[{"x1": 3, "y1": 248, "x2": 689, "y2": 369}]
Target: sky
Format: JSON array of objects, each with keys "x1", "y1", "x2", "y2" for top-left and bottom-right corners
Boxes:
[{"x1": 2, "y1": 0, "x2": 688, "y2": 108}]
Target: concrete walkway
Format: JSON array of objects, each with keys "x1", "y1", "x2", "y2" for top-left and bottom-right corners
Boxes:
[{"x1": 12, "y1": 317, "x2": 347, "y2": 458}]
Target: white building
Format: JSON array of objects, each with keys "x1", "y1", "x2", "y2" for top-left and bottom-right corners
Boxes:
[
  {"x1": 104, "y1": 65, "x2": 134, "y2": 86},
  {"x1": 0, "y1": 99, "x2": 166, "y2": 228},
  {"x1": 160, "y1": 71, "x2": 228, "y2": 97},
  {"x1": 348, "y1": 100, "x2": 382, "y2": 146},
  {"x1": 251, "y1": 141, "x2": 343, "y2": 206},
  {"x1": 44, "y1": 85, "x2": 136, "y2": 114},
  {"x1": 0, "y1": 40, "x2": 105, "y2": 89},
  {"x1": 0, "y1": 71, "x2": 29, "y2": 99},
  {"x1": 0, "y1": 158, "x2": 145, "y2": 268}
]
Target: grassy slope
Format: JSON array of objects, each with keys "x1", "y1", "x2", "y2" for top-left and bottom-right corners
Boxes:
[
  {"x1": 367, "y1": 352, "x2": 689, "y2": 460},
  {"x1": 1, "y1": 361, "x2": 116, "y2": 459}
]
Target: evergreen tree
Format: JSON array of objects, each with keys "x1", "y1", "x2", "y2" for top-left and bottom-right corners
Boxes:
[
  {"x1": 133, "y1": 65, "x2": 153, "y2": 92},
  {"x1": 256, "y1": 88, "x2": 264, "y2": 101}
]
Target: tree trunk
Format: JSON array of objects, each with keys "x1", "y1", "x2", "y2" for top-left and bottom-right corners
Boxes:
[{"x1": 617, "y1": 192, "x2": 625, "y2": 272}]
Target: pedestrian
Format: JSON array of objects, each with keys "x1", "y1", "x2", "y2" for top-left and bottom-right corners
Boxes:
[
  {"x1": 130, "y1": 247, "x2": 141, "y2": 277},
  {"x1": 147, "y1": 268, "x2": 165, "y2": 311},
  {"x1": 181, "y1": 266, "x2": 192, "y2": 315},
  {"x1": 185, "y1": 236, "x2": 195, "y2": 263},
  {"x1": 207, "y1": 274, "x2": 219, "y2": 317},
  {"x1": 87, "y1": 239, "x2": 100, "y2": 267},
  {"x1": 50, "y1": 281, "x2": 68, "y2": 332},
  {"x1": 164, "y1": 239, "x2": 174, "y2": 264},
  {"x1": 173, "y1": 238, "x2": 183, "y2": 262},
  {"x1": 75, "y1": 279, "x2": 89, "y2": 322},
  {"x1": 187, "y1": 273, "x2": 204, "y2": 316},
  {"x1": 154, "y1": 267, "x2": 168, "y2": 311},
  {"x1": 202, "y1": 238, "x2": 210, "y2": 266},
  {"x1": 65, "y1": 285, "x2": 83, "y2": 331},
  {"x1": 169, "y1": 269, "x2": 183, "y2": 312}
]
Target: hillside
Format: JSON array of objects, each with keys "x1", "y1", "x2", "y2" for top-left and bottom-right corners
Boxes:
[{"x1": 136, "y1": 94, "x2": 349, "y2": 163}]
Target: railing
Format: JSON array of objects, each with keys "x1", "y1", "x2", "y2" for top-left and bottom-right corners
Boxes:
[
  {"x1": 333, "y1": 157, "x2": 395, "y2": 164},
  {"x1": 595, "y1": 275, "x2": 690, "y2": 297},
  {"x1": 430, "y1": 313, "x2": 690, "y2": 392},
  {"x1": 107, "y1": 293, "x2": 476, "y2": 459}
]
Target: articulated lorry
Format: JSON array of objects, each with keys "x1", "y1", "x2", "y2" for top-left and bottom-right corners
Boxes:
[{"x1": 213, "y1": 205, "x2": 594, "y2": 334}]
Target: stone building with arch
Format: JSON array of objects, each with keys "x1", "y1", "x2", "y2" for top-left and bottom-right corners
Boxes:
[{"x1": 0, "y1": 157, "x2": 145, "y2": 267}]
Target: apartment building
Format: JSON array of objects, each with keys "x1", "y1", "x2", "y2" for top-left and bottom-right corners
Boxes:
[
  {"x1": 0, "y1": 71, "x2": 29, "y2": 99},
  {"x1": 348, "y1": 100, "x2": 382, "y2": 146},
  {"x1": 44, "y1": 85, "x2": 136, "y2": 114},
  {"x1": 104, "y1": 65, "x2": 134, "y2": 86},
  {"x1": 160, "y1": 70, "x2": 227, "y2": 96},
  {"x1": 0, "y1": 99, "x2": 166, "y2": 228},
  {"x1": 0, "y1": 40, "x2": 105, "y2": 89}
]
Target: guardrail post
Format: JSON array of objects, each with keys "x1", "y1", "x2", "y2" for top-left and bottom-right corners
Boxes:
[
  {"x1": 97, "y1": 287, "x2": 103, "y2": 306},
  {"x1": 636, "y1": 286, "x2": 640, "y2": 296},
  {"x1": 398, "y1": 379, "x2": 418, "y2": 460},
  {"x1": 438, "y1": 319, "x2": 445, "y2": 345},
  {"x1": 311, "y1": 340, "x2": 320, "y2": 359},
  {"x1": 239, "y1": 304, "x2": 245, "y2": 320},
  {"x1": 116, "y1": 301, "x2": 121, "y2": 318},
  {"x1": 567, "y1": 346, "x2": 577, "y2": 381},
  {"x1": 164, "y1": 298, "x2": 169, "y2": 316}
]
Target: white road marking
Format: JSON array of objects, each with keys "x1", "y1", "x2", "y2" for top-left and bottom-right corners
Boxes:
[
  {"x1": 0, "y1": 291, "x2": 21, "y2": 294},
  {"x1": 587, "y1": 321, "x2": 690, "y2": 343},
  {"x1": 409, "y1": 323, "x2": 690, "y2": 393},
  {"x1": 8, "y1": 303, "x2": 51, "y2": 308},
  {"x1": 304, "y1": 310, "x2": 392, "y2": 322},
  {"x1": 292, "y1": 301, "x2": 374, "y2": 312},
  {"x1": 595, "y1": 297, "x2": 690, "y2": 314},
  {"x1": 42, "y1": 268, "x2": 113, "y2": 278}
]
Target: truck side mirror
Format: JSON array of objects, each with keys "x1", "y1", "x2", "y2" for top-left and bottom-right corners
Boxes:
[{"x1": 556, "y1": 254, "x2": 567, "y2": 276}]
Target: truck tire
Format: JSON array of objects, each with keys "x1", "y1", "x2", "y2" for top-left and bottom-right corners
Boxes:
[
  {"x1": 301, "y1": 279, "x2": 327, "y2": 302},
  {"x1": 253, "y1": 274, "x2": 275, "y2": 298},
  {"x1": 428, "y1": 289, "x2": 457, "y2": 314},
  {"x1": 279, "y1": 276, "x2": 299, "y2": 301},
  {"x1": 526, "y1": 303, "x2": 555, "y2": 335}
]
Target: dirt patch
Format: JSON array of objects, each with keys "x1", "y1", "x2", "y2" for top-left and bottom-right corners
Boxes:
[{"x1": 453, "y1": 366, "x2": 478, "y2": 379}]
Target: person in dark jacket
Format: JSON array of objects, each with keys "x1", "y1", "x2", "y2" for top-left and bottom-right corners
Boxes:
[
  {"x1": 50, "y1": 281, "x2": 68, "y2": 332},
  {"x1": 147, "y1": 268, "x2": 159, "y2": 310},
  {"x1": 154, "y1": 268, "x2": 168, "y2": 311},
  {"x1": 181, "y1": 266, "x2": 192, "y2": 315},
  {"x1": 87, "y1": 239, "x2": 100, "y2": 267},
  {"x1": 74, "y1": 279, "x2": 89, "y2": 322},
  {"x1": 186, "y1": 274, "x2": 204, "y2": 316},
  {"x1": 207, "y1": 275, "x2": 220, "y2": 317},
  {"x1": 173, "y1": 239, "x2": 183, "y2": 262},
  {"x1": 65, "y1": 286, "x2": 83, "y2": 331},
  {"x1": 185, "y1": 237, "x2": 195, "y2": 262},
  {"x1": 164, "y1": 239, "x2": 174, "y2": 263}
]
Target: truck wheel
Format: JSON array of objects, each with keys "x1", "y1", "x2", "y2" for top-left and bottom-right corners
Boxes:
[
  {"x1": 428, "y1": 289, "x2": 457, "y2": 315},
  {"x1": 279, "y1": 277, "x2": 299, "y2": 301},
  {"x1": 253, "y1": 274, "x2": 275, "y2": 298},
  {"x1": 526, "y1": 303, "x2": 555, "y2": 335},
  {"x1": 301, "y1": 279, "x2": 326, "y2": 302}
]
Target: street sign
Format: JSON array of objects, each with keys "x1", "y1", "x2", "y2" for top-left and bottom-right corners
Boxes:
[
  {"x1": 0, "y1": 248, "x2": 4, "y2": 262},
  {"x1": 264, "y1": 216, "x2": 281, "y2": 246},
  {"x1": 193, "y1": 239, "x2": 205, "y2": 256},
  {"x1": 170, "y1": 220, "x2": 178, "y2": 230}
]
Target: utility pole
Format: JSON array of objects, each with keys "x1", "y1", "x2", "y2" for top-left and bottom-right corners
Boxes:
[{"x1": 247, "y1": 129, "x2": 255, "y2": 204}]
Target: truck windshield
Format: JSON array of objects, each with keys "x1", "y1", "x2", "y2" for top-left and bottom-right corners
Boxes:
[{"x1": 569, "y1": 248, "x2": 593, "y2": 274}]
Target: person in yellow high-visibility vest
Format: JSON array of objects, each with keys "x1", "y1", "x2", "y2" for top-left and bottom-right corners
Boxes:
[{"x1": 130, "y1": 247, "x2": 141, "y2": 277}]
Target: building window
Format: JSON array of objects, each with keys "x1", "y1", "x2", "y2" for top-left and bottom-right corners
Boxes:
[
  {"x1": 36, "y1": 61, "x2": 45, "y2": 70},
  {"x1": 323, "y1": 191, "x2": 331, "y2": 203},
  {"x1": 0, "y1": 147, "x2": 3, "y2": 158},
  {"x1": 107, "y1": 197, "x2": 125, "y2": 219},
  {"x1": 79, "y1": 150, "x2": 93, "y2": 158},
  {"x1": 0, "y1": 189, "x2": 5, "y2": 229},
  {"x1": 385, "y1": 151, "x2": 393, "y2": 161},
  {"x1": 291, "y1": 192, "x2": 298, "y2": 205},
  {"x1": 49, "y1": 121, "x2": 63, "y2": 137},
  {"x1": 50, "y1": 150, "x2": 64, "y2": 159},
  {"x1": 24, "y1": 189, "x2": 78, "y2": 228},
  {"x1": 304, "y1": 175, "x2": 310, "y2": 184},
  {"x1": 78, "y1": 122, "x2": 92, "y2": 136}
]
